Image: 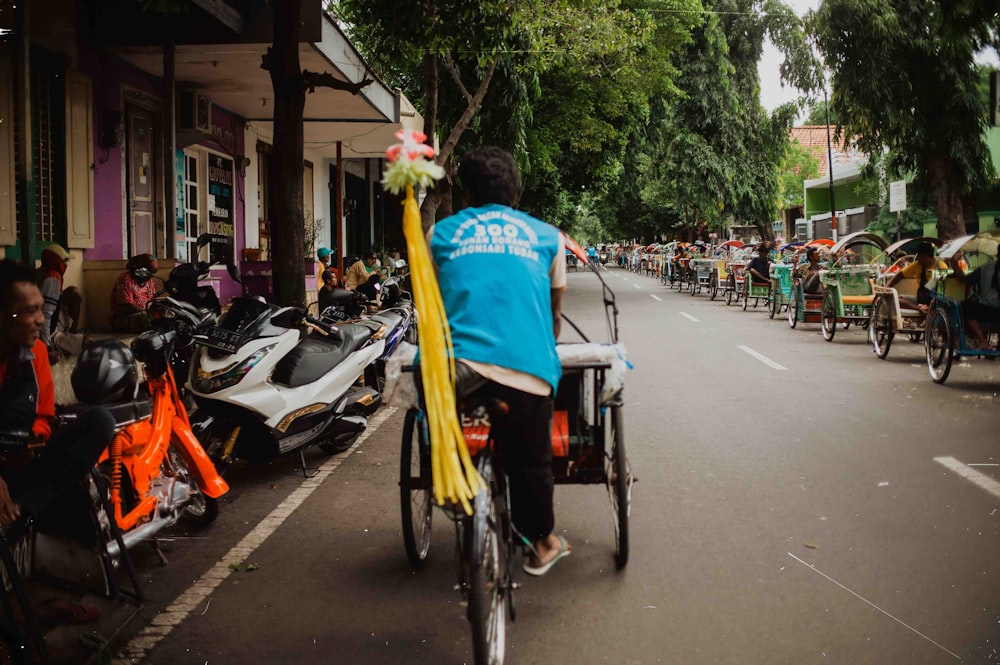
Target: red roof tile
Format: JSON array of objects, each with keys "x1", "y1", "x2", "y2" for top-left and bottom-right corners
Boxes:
[{"x1": 790, "y1": 125, "x2": 858, "y2": 178}]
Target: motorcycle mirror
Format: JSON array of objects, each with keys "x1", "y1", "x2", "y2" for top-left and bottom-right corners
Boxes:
[{"x1": 226, "y1": 264, "x2": 242, "y2": 284}]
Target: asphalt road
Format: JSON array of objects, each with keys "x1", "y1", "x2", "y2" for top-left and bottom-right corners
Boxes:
[{"x1": 109, "y1": 264, "x2": 1000, "y2": 665}]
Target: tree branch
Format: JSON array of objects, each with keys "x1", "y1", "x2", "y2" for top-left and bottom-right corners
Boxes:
[
  {"x1": 442, "y1": 53, "x2": 473, "y2": 105},
  {"x1": 437, "y1": 55, "x2": 499, "y2": 165}
]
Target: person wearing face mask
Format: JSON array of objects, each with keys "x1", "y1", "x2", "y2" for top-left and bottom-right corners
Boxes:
[{"x1": 110, "y1": 254, "x2": 159, "y2": 333}]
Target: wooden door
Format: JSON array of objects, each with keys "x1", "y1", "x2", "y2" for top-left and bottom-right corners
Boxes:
[{"x1": 126, "y1": 104, "x2": 157, "y2": 256}]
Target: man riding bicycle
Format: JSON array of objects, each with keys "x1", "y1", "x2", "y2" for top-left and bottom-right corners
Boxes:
[{"x1": 428, "y1": 145, "x2": 570, "y2": 576}]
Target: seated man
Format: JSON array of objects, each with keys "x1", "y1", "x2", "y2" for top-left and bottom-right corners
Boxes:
[
  {"x1": 344, "y1": 251, "x2": 379, "y2": 291},
  {"x1": 948, "y1": 252, "x2": 1000, "y2": 350},
  {"x1": 1, "y1": 259, "x2": 113, "y2": 538},
  {"x1": 885, "y1": 242, "x2": 944, "y2": 314},
  {"x1": 110, "y1": 254, "x2": 158, "y2": 333},
  {"x1": 745, "y1": 245, "x2": 772, "y2": 284},
  {"x1": 793, "y1": 247, "x2": 825, "y2": 295}
]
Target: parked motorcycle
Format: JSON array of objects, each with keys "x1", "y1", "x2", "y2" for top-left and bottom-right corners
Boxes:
[
  {"x1": 189, "y1": 296, "x2": 386, "y2": 476},
  {"x1": 319, "y1": 273, "x2": 417, "y2": 391},
  {"x1": 64, "y1": 324, "x2": 229, "y2": 561}
]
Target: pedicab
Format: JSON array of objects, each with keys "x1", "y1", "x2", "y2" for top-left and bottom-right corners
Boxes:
[
  {"x1": 923, "y1": 229, "x2": 1000, "y2": 383},
  {"x1": 769, "y1": 261, "x2": 794, "y2": 319},
  {"x1": 818, "y1": 233, "x2": 888, "y2": 341},
  {"x1": 724, "y1": 246, "x2": 752, "y2": 305},
  {"x1": 742, "y1": 263, "x2": 772, "y2": 311},
  {"x1": 689, "y1": 257, "x2": 716, "y2": 295},
  {"x1": 868, "y1": 238, "x2": 945, "y2": 357},
  {"x1": 709, "y1": 241, "x2": 741, "y2": 301}
]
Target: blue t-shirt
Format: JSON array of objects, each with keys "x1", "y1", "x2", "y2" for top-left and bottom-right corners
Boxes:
[{"x1": 431, "y1": 204, "x2": 562, "y2": 393}]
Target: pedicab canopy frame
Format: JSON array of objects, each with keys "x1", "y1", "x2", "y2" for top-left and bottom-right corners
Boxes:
[{"x1": 937, "y1": 228, "x2": 1000, "y2": 268}]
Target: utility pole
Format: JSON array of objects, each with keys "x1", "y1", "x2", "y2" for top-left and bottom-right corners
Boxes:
[{"x1": 823, "y1": 86, "x2": 837, "y2": 241}]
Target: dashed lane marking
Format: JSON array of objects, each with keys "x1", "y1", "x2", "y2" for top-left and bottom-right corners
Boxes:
[
  {"x1": 934, "y1": 456, "x2": 1000, "y2": 499},
  {"x1": 113, "y1": 407, "x2": 399, "y2": 665},
  {"x1": 737, "y1": 345, "x2": 787, "y2": 370},
  {"x1": 632, "y1": 283, "x2": 642, "y2": 289},
  {"x1": 679, "y1": 312, "x2": 699, "y2": 323},
  {"x1": 650, "y1": 294, "x2": 663, "y2": 302}
]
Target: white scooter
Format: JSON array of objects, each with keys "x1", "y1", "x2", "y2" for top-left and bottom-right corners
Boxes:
[{"x1": 188, "y1": 296, "x2": 385, "y2": 476}]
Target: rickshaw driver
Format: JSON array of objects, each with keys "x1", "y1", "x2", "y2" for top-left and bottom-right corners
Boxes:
[
  {"x1": 948, "y1": 252, "x2": 1000, "y2": 350},
  {"x1": 885, "y1": 242, "x2": 944, "y2": 314},
  {"x1": 428, "y1": 145, "x2": 571, "y2": 577},
  {"x1": 746, "y1": 244, "x2": 772, "y2": 284},
  {"x1": 792, "y1": 246, "x2": 825, "y2": 295}
]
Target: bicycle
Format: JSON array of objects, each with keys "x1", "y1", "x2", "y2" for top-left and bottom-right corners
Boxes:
[{"x1": 400, "y1": 391, "x2": 517, "y2": 665}]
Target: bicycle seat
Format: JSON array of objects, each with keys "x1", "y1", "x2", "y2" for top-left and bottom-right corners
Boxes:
[{"x1": 454, "y1": 363, "x2": 509, "y2": 418}]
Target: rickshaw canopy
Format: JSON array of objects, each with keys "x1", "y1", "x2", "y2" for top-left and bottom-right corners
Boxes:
[
  {"x1": 938, "y1": 228, "x2": 1000, "y2": 262},
  {"x1": 829, "y1": 232, "x2": 888, "y2": 256},
  {"x1": 883, "y1": 236, "x2": 944, "y2": 257},
  {"x1": 719, "y1": 240, "x2": 745, "y2": 249}
]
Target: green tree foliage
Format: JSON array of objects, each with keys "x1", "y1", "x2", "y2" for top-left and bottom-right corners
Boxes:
[
  {"x1": 811, "y1": 0, "x2": 1000, "y2": 240},
  {"x1": 779, "y1": 138, "x2": 819, "y2": 208},
  {"x1": 804, "y1": 98, "x2": 842, "y2": 126}
]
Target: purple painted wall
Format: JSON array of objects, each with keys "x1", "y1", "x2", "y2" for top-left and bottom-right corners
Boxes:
[
  {"x1": 77, "y1": 49, "x2": 165, "y2": 261},
  {"x1": 75, "y1": 46, "x2": 247, "y2": 302}
]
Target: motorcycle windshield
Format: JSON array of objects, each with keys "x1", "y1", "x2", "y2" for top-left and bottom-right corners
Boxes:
[{"x1": 216, "y1": 297, "x2": 277, "y2": 337}]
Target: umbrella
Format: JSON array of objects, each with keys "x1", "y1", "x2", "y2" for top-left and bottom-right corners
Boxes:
[
  {"x1": 719, "y1": 240, "x2": 745, "y2": 249},
  {"x1": 805, "y1": 238, "x2": 835, "y2": 248}
]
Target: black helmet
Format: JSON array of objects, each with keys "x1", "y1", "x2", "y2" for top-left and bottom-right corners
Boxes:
[{"x1": 72, "y1": 341, "x2": 138, "y2": 404}]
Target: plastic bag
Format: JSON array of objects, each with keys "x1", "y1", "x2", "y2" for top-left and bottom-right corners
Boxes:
[{"x1": 382, "y1": 341, "x2": 419, "y2": 409}]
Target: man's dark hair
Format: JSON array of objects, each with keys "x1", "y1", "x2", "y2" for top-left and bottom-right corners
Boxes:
[
  {"x1": 0, "y1": 259, "x2": 38, "y2": 311},
  {"x1": 363, "y1": 251, "x2": 377, "y2": 260},
  {"x1": 915, "y1": 242, "x2": 935, "y2": 257},
  {"x1": 457, "y1": 146, "x2": 520, "y2": 207}
]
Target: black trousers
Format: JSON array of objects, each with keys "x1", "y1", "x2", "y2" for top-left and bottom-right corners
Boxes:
[
  {"x1": 3, "y1": 407, "x2": 114, "y2": 520},
  {"x1": 462, "y1": 379, "x2": 555, "y2": 543}
]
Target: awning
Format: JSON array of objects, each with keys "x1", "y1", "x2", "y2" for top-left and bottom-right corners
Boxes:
[{"x1": 108, "y1": 13, "x2": 422, "y2": 159}]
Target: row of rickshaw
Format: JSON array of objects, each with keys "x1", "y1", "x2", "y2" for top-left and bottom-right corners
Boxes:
[{"x1": 649, "y1": 229, "x2": 1000, "y2": 384}]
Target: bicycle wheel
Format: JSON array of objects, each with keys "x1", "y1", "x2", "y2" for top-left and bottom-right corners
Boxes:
[
  {"x1": 926, "y1": 308, "x2": 953, "y2": 384},
  {"x1": 821, "y1": 294, "x2": 837, "y2": 342},
  {"x1": 609, "y1": 405, "x2": 630, "y2": 569},
  {"x1": 466, "y1": 454, "x2": 508, "y2": 665},
  {"x1": 400, "y1": 409, "x2": 433, "y2": 567},
  {"x1": 871, "y1": 297, "x2": 894, "y2": 359}
]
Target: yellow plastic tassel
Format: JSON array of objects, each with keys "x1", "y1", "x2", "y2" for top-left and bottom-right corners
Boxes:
[{"x1": 400, "y1": 184, "x2": 483, "y2": 514}]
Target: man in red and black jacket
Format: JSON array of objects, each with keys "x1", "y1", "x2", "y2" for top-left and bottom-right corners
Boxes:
[{"x1": 0, "y1": 259, "x2": 113, "y2": 536}]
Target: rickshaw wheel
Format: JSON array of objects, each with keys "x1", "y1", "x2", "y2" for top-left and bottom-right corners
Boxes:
[
  {"x1": 742, "y1": 283, "x2": 750, "y2": 311},
  {"x1": 609, "y1": 405, "x2": 630, "y2": 569},
  {"x1": 926, "y1": 308, "x2": 953, "y2": 384},
  {"x1": 768, "y1": 290, "x2": 778, "y2": 319},
  {"x1": 788, "y1": 293, "x2": 799, "y2": 329},
  {"x1": 725, "y1": 277, "x2": 735, "y2": 305},
  {"x1": 821, "y1": 295, "x2": 837, "y2": 342},
  {"x1": 710, "y1": 276, "x2": 718, "y2": 301},
  {"x1": 872, "y1": 297, "x2": 894, "y2": 359},
  {"x1": 400, "y1": 409, "x2": 433, "y2": 567}
]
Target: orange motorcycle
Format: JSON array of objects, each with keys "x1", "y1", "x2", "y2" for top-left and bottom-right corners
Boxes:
[{"x1": 68, "y1": 322, "x2": 229, "y2": 559}]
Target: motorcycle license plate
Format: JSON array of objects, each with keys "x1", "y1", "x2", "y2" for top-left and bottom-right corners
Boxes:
[{"x1": 204, "y1": 327, "x2": 244, "y2": 353}]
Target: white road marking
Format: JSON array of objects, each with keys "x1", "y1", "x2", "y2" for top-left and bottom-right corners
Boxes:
[
  {"x1": 679, "y1": 312, "x2": 699, "y2": 322},
  {"x1": 934, "y1": 456, "x2": 1000, "y2": 499},
  {"x1": 632, "y1": 283, "x2": 642, "y2": 289},
  {"x1": 622, "y1": 277, "x2": 630, "y2": 282},
  {"x1": 113, "y1": 407, "x2": 399, "y2": 665},
  {"x1": 738, "y1": 345, "x2": 787, "y2": 371},
  {"x1": 788, "y1": 552, "x2": 961, "y2": 661},
  {"x1": 650, "y1": 294, "x2": 663, "y2": 302}
]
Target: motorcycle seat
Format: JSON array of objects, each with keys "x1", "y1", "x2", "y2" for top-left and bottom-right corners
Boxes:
[
  {"x1": 369, "y1": 310, "x2": 404, "y2": 333},
  {"x1": 272, "y1": 323, "x2": 376, "y2": 388},
  {"x1": 58, "y1": 400, "x2": 153, "y2": 428}
]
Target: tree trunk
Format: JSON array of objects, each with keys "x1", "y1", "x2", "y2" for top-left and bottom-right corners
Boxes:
[
  {"x1": 267, "y1": 3, "x2": 306, "y2": 308},
  {"x1": 927, "y1": 153, "x2": 966, "y2": 240}
]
